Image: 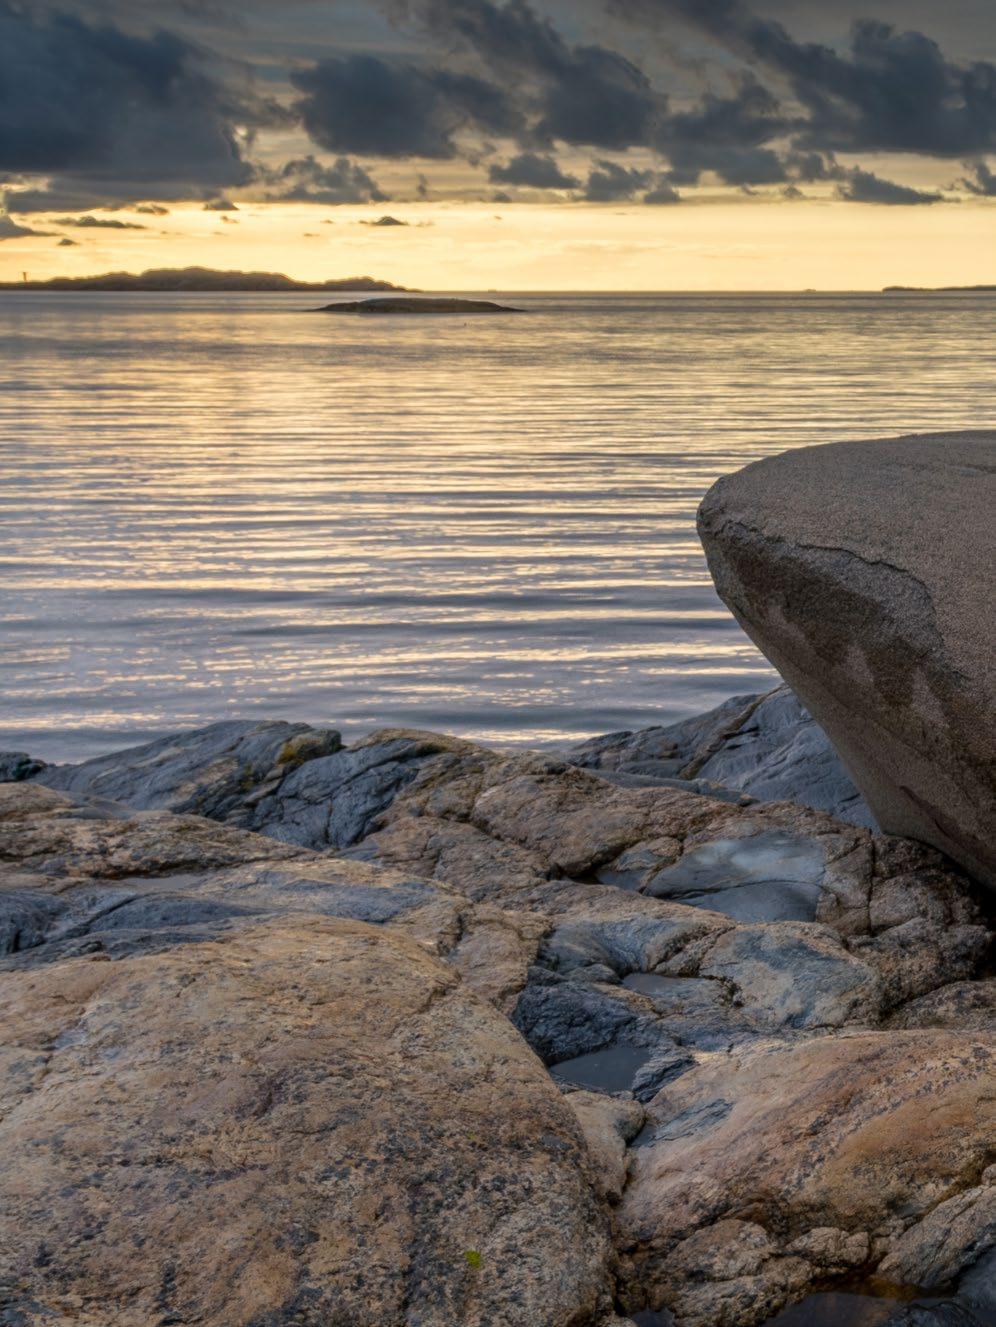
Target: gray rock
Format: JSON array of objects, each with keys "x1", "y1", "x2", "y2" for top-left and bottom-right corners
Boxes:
[
  {"x1": 0, "y1": 751, "x2": 46, "y2": 782},
  {"x1": 698, "y1": 432, "x2": 996, "y2": 888},
  {"x1": 886, "y1": 979, "x2": 996, "y2": 1031},
  {"x1": 643, "y1": 829, "x2": 827, "y2": 922},
  {"x1": 571, "y1": 685, "x2": 873, "y2": 827},
  {"x1": 37, "y1": 719, "x2": 341, "y2": 819},
  {"x1": 243, "y1": 731, "x2": 470, "y2": 848},
  {"x1": 885, "y1": 1306, "x2": 992, "y2": 1327}
]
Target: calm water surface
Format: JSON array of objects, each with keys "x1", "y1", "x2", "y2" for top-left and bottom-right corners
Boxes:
[{"x1": 2, "y1": 290, "x2": 993, "y2": 762}]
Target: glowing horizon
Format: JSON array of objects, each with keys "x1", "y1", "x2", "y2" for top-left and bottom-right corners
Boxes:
[{"x1": 4, "y1": 194, "x2": 996, "y2": 292}]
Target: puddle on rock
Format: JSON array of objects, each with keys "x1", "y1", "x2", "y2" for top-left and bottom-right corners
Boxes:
[
  {"x1": 550, "y1": 1044, "x2": 651, "y2": 1093},
  {"x1": 622, "y1": 973, "x2": 726, "y2": 1008},
  {"x1": 643, "y1": 830, "x2": 825, "y2": 922},
  {"x1": 761, "y1": 1293, "x2": 897, "y2": 1325}
]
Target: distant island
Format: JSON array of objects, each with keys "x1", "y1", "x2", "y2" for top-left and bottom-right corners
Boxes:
[
  {"x1": 0, "y1": 266, "x2": 407, "y2": 292},
  {"x1": 313, "y1": 296, "x2": 521, "y2": 315},
  {"x1": 883, "y1": 284, "x2": 996, "y2": 292}
]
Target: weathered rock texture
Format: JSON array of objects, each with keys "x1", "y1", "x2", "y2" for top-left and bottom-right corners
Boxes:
[
  {"x1": 697, "y1": 432, "x2": 996, "y2": 888},
  {"x1": 620, "y1": 1033, "x2": 996, "y2": 1326},
  {"x1": 570, "y1": 685, "x2": 873, "y2": 828},
  {"x1": 3, "y1": 709, "x2": 994, "y2": 1326},
  {"x1": 0, "y1": 784, "x2": 611, "y2": 1327}
]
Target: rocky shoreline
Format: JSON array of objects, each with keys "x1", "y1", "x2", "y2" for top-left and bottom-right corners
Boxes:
[{"x1": 1, "y1": 434, "x2": 992, "y2": 1327}]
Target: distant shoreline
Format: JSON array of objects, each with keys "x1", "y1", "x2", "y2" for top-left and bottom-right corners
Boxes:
[
  {"x1": 0, "y1": 266, "x2": 408, "y2": 293},
  {"x1": 883, "y1": 284, "x2": 996, "y2": 292}
]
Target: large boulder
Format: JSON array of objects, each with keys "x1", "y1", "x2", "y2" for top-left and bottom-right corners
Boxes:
[
  {"x1": 0, "y1": 785, "x2": 612, "y2": 1327},
  {"x1": 698, "y1": 432, "x2": 996, "y2": 888}
]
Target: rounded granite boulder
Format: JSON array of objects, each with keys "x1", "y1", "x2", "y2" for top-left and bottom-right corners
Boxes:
[{"x1": 697, "y1": 431, "x2": 995, "y2": 889}]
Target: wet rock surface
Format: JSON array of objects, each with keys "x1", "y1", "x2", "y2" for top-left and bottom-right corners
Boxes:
[
  {"x1": 698, "y1": 432, "x2": 996, "y2": 887},
  {"x1": 2, "y1": 697, "x2": 993, "y2": 1326}
]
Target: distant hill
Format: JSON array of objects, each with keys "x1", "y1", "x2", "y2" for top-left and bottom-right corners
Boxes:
[
  {"x1": 0, "y1": 266, "x2": 407, "y2": 292},
  {"x1": 883, "y1": 284, "x2": 996, "y2": 292}
]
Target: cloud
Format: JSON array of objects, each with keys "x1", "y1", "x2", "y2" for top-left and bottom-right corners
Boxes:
[
  {"x1": 654, "y1": 80, "x2": 791, "y2": 184},
  {"x1": 0, "y1": 213, "x2": 50, "y2": 239},
  {"x1": 398, "y1": 0, "x2": 661, "y2": 150},
  {"x1": 961, "y1": 161, "x2": 996, "y2": 195},
  {"x1": 612, "y1": 0, "x2": 996, "y2": 160},
  {"x1": 835, "y1": 166, "x2": 942, "y2": 204},
  {"x1": 54, "y1": 215, "x2": 147, "y2": 228},
  {"x1": 291, "y1": 54, "x2": 521, "y2": 159},
  {"x1": 582, "y1": 159, "x2": 651, "y2": 200},
  {"x1": 488, "y1": 152, "x2": 578, "y2": 188},
  {"x1": 264, "y1": 155, "x2": 386, "y2": 204},
  {"x1": 360, "y1": 215, "x2": 409, "y2": 226},
  {"x1": 644, "y1": 180, "x2": 681, "y2": 203},
  {"x1": 135, "y1": 202, "x2": 170, "y2": 214},
  {"x1": 203, "y1": 197, "x2": 238, "y2": 210},
  {"x1": 0, "y1": 0, "x2": 270, "y2": 204},
  {"x1": 57, "y1": 236, "x2": 78, "y2": 245}
]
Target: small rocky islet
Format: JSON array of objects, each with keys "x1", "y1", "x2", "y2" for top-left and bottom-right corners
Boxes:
[
  {"x1": 1, "y1": 432, "x2": 993, "y2": 1327},
  {"x1": 312, "y1": 295, "x2": 523, "y2": 314}
]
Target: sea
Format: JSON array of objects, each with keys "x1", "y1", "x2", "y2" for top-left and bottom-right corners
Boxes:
[{"x1": 1, "y1": 289, "x2": 993, "y2": 764}]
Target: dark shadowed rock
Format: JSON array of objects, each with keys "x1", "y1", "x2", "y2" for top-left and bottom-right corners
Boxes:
[
  {"x1": 0, "y1": 750, "x2": 46, "y2": 782},
  {"x1": 698, "y1": 433, "x2": 996, "y2": 888}
]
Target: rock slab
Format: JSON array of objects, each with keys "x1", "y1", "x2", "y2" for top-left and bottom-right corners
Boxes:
[{"x1": 698, "y1": 432, "x2": 996, "y2": 888}]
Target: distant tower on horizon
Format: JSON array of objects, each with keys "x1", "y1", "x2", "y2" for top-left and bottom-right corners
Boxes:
[{"x1": 22, "y1": 271, "x2": 27, "y2": 283}]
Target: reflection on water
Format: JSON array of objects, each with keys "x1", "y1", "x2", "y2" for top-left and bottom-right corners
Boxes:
[
  {"x1": 1, "y1": 290, "x2": 994, "y2": 761},
  {"x1": 762, "y1": 1292, "x2": 908, "y2": 1326}
]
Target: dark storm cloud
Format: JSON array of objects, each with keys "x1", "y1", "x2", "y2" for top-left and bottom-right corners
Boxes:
[
  {"x1": 834, "y1": 166, "x2": 942, "y2": 204},
  {"x1": 0, "y1": 0, "x2": 273, "y2": 205},
  {"x1": 6, "y1": 0, "x2": 994, "y2": 209},
  {"x1": 393, "y1": 0, "x2": 661, "y2": 149},
  {"x1": 203, "y1": 197, "x2": 238, "y2": 210},
  {"x1": 960, "y1": 161, "x2": 996, "y2": 195},
  {"x1": 291, "y1": 54, "x2": 521, "y2": 159},
  {"x1": 610, "y1": 0, "x2": 996, "y2": 159},
  {"x1": 644, "y1": 179, "x2": 681, "y2": 202},
  {"x1": 653, "y1": 79, "x2": 791, "y2": 184},
  {"x1": 488, "y1": 152, "x2": 579, "y2": 188},
  {"x1": 54, "y1": 215, "x2": 147, "y2": 228},
  {"x1": 582, "y1": 159, "x2": 650, "y2": 200},
  {"x1": 262, "y1": 155, "x2": 387, "y2": 204}
]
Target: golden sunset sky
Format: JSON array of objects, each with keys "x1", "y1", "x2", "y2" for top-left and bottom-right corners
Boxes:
[{"x1": 2, "y1": 0, "x2": 995, "y2": 290}]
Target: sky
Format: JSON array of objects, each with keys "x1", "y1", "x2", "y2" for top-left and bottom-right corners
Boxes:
[{"x1": 1, "y1": 0, "x2": 995, "y2": 289}]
